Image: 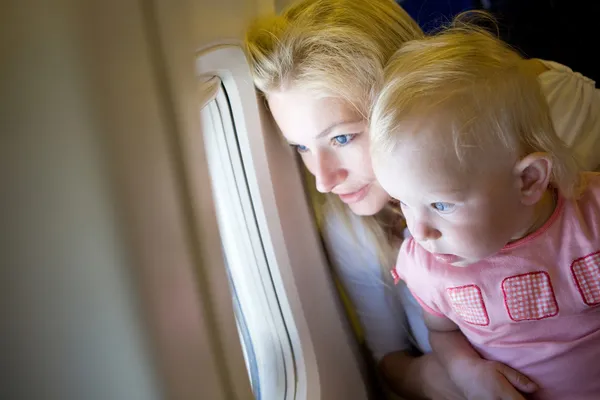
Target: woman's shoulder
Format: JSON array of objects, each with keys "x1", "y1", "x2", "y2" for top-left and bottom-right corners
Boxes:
[
  {"x1": 536, "y1": 59, "x2": 600, "y2": 171},
  {"x1": 536, "y1": 59, "x2": 595, "y2": 82},
  {"x1": 321, "y1": 205, "x2": 419, "y2": 358},
  {"x1": 322, "y1": 204, "x2": 369, "y2": 242},
  {"x1": 536, "y1": 59, "x2": 596, "y2": 101}
]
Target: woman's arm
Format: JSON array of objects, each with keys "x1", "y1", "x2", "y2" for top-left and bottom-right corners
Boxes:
[{"x1": 379, "y1": 350, "x2": 427, "y2": 399}]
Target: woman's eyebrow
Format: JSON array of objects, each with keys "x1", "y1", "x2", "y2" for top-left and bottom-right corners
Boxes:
[{"x1": 315, "y1": 119, "x2": 363, "y2": 139}]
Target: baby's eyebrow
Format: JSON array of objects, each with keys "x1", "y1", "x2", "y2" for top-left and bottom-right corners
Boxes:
[{"x1": 428, "y1": 188, "x2": 467, "y2": 199}]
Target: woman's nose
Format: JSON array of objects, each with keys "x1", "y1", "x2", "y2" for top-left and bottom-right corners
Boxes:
[{"x1": 314, "y1": 151, "x2": 347, "y2": 193}]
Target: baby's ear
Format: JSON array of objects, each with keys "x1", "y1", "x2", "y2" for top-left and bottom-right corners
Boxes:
[{"x1": 513, "y1": 152, "x2": 553, "y2": 206}]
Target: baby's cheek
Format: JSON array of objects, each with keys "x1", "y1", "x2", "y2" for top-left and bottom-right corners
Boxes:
[
  {"x1": 471, "y1": 231, "x2": 505, "y2": 257},
  {"x1": 456, "y1": 228, "x2": 489, "y2": 251}
]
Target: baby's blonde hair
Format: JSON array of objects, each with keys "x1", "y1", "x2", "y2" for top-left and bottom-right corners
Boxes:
[
  {"x1": 370, "y1": 16, "x2": 581, "y2": 198},
  {"x1": 244, "y1": 0, "x2": 423, "y2": 272}
]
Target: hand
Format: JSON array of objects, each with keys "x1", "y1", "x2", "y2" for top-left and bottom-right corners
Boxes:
[{"x1": 451, "y1": 359, "x2": 537, "y2": 400}]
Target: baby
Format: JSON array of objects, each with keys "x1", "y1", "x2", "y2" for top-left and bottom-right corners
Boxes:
[{"x1": 369, "y1": 22, "x2": 600, "y2": 400}]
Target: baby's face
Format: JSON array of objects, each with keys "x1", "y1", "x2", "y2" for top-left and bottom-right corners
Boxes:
[{"x1": 373, "y1": 125, "x2": 525, "y2": 267}]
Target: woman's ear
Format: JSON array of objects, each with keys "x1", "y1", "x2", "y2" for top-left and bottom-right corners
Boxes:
[{"x1": 513, "y1": 152, "x2": 553, "y2": 206}]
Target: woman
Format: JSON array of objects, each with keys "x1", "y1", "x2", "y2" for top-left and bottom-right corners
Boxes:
[{"x1": 244, "y1": 0, "x2": 600, "y2": 398}]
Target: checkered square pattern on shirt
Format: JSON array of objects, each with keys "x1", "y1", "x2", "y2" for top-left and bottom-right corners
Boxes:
[
  {"x1": 446, "y1": 285, "x2": 489, "y2": 326},
  {"x1": 572, "y1": 251, "x2": 600, "y2": 306},
  {"x1": 502, "y1": 271, "x2": 558, "y2": 321}
]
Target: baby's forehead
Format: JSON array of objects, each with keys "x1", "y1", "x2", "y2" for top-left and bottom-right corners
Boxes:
[
  {"x1": 392, "y1": 131, "x2": 464, "y2": 171},
  {"x1": 388, "y1": 139, "x2": 507, "y2": 197},
  {"x1": 383, "y1": 149, "x2": 462, "y2": 195},
  {"x1": 392, "y1": 119, "x2": 513, "y2": 174}
]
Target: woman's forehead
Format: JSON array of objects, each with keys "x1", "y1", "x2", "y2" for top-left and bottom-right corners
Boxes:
[{"x1": 268, "y1": 90, "x2": 364, "y2": 141}]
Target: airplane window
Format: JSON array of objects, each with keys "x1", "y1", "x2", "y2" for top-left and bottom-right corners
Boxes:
[
  {"x1": 200, "y1": 82, "x2": 296, "y2": 400},
  {"x1": 195, "y1": 44, "x2": 368, "y2": 400}
]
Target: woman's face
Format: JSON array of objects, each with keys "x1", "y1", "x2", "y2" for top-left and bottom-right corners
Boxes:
[{"x1": 268, "y1": 89, "x2": 390, "y2": 215}]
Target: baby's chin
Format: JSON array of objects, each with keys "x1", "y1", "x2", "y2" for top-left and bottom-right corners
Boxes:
[
  {"x1": 432, "y1": 254, "x2": 474, "y2": 267},
  {"x1": 449, "y1": 259, "x2": 475, "y2": 268},
  {"x1": 449, "y1": 251, "x2": 500, "y2": 267}
]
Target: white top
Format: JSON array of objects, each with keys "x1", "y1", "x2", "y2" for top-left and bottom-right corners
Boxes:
[{"x1": 321, "y1": 60, "x2": 600, "y2": 361}]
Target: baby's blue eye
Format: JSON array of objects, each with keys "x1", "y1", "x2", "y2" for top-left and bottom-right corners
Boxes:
[
  {"x1": 332, "y1": 134, "x2": 355, "y2": 146},
  {"x1": 432, "y1": 202, "x2": 455, "y2": 213}
]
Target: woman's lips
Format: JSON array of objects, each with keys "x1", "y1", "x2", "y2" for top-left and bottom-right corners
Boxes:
[{"x1": 337, "y1": 185, "x2": 370, "y2": 204}]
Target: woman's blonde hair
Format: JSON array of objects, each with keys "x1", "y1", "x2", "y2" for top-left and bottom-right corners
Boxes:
[
  {"x1": 370, "y1": 15, "x2": 581, "y2": 197},
  {"x1": 245, "y1": 0, "x2": 423, "y2": 116},
  {"x1": 244, "y1": 0, "x2": 424, "y2": 270}
]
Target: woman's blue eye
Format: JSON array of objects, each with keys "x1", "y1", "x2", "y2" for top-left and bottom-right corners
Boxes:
[
  {"x1": 432, "y1": 202, "x2": 455, "y2": 213},
  {"x1": 294, "y1": 144, "x2": 309, "y2": 153},
  {"x1": 332, "y1": 134, "x2": 355, "y2": 146}
]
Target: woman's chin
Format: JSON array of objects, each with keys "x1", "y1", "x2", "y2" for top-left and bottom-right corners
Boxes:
[{"x1": 347, "y1": 195, "x2": 389, "y2": 216}]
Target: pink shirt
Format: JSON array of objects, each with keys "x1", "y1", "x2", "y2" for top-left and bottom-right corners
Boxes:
[{"x1": 394, "y1": 173, "x2": 600, "y2": 399}]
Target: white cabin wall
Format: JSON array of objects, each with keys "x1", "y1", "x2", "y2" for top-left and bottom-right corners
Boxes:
[{"x1": 1, "y1": 1, "x2": 164, "y2": 399}]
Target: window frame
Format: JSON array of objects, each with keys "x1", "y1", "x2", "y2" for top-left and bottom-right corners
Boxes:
[{"x1": 201, "y1": 82, "x2": 295, "y2": 399}]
